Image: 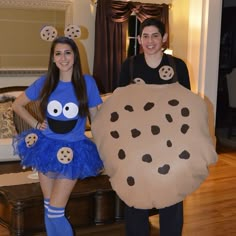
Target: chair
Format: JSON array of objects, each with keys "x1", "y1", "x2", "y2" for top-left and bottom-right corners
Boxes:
[{"x1": 226, "y1": 69, "x2": 236, "y2": 138}]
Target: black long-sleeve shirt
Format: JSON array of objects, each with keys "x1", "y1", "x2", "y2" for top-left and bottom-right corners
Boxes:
[{"x1": 119, "y1": 53, "x2": 191, "y2": 90}]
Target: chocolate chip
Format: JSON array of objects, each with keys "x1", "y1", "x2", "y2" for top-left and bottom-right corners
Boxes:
[
  {"x1": 158, "y1": 164, "x2": 170, "y2": 174},
  {"x1": 142, "y1": 154, "x2": 152, "y2": 163},
  {"x1": 131, "y1": 128, "x2": 141, "y2": 138},
  {"x1": 168, "y1": 99, "x2": 179, "y2": 106},
  {"x1": 181, "y1": 124, "x2": 189, "y2": 134},
  {"x1": 124, "y1": 105, "x2": 134, "y2": 112},
  {"x1": 118, "y1": 149, "x2": 126, "y2": 160},
  {"x1": 166, "y1": 114, "x2": 173, "y2": 122},
  {"x1": 144, "y1": 102, "x2": 155, "y2": 111},
  {"x1": 167, "y1": 140, "x2": 172, "y2": 147},
  {"x1": 110, "y1": 112, "x2": 119, "y2": 122},
  {"x1": 110, "y1": 130, "x2": 119, "y2": 139},
  {"x1": 127, "y1": 176, "x2": 135, "y2": 186},
  {"x1": 151, "y1": 125, "x2": 160, "y2": 135},
  {"x1": 181, "y1": 107, "x2": 190, "y2": 117},
  {"x1": 179, "y1": 150, "x2": 190, "y2": 159}
]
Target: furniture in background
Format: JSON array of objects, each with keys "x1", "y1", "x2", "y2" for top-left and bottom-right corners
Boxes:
[{"x1": 0, "y1": 161, "x2": 125, "y2": 236}]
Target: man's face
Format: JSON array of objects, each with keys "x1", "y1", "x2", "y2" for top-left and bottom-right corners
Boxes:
[{"x1": 138, "y1": 26, "x2": 167, "y2": 56}]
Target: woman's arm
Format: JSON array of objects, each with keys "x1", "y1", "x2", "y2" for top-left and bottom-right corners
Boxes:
[
  {"x1": 89, "y1": 106, "x2": 100, "y2": 123},
  {"x1": 12, "y1": 92, "x2": 46, "y2": 129}
]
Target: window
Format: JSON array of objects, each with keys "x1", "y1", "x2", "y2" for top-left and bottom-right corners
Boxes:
[{"x1": 127, "y1": 14, "x2": 140, "y2": 57}]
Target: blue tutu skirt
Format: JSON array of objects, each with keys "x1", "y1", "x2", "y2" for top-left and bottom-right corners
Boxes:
[{"x1": 13, "y1": 129, "x2": 104, "y2": 180}]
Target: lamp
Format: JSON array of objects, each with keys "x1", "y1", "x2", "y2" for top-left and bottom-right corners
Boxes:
[{"x1": 164, "y1": 48, "x2": 173, "y2": 55}]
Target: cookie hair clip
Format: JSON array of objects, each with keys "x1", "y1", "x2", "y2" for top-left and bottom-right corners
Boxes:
[
  {"x1": 64, "y1": 25, "x2": 81, "y2": 39},
  {"x1": 40, "y1": 25, "x2": 58, "y2": 42},
  {"x1": 40, "y1": 24, "x2": 81, "y2": 42}
]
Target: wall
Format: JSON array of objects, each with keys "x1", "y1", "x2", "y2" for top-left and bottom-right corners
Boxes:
[
  {"x1": 0, "y1": 8, "x2": 65, "y2": 69},
  {"x1": 170, "y1": 0, "x2": 189, "y2": 61},
  {"x1": 0, "y1": 0, "x2": 222, "y2": 128},
  {"x1": 74, "y1": 0, "x2": 190, "y2": 76},
  {"x1": 0, "y1": 0, "x2": 188, "y2": 80},
  {"x1": 72, "y1": 0, "x2": 176, "y2": 75},
  {"x1": 187, "y1": 0, "x2": 222, "y2": 118},
  {"x1": 71, "y1": 1, "x2": 96, "y2": 75}
]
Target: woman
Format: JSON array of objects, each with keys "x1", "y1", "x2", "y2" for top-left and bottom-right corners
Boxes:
[{"x1": 12, "y1": 36, "x2": 103, "y2": 236}]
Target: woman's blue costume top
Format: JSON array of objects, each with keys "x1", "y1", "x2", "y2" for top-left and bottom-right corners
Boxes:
[{"x1": 13, "y1": 75, "x2": 103, "y2": 180}]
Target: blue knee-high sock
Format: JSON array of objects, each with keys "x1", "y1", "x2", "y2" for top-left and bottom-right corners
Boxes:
[
  {"x1": 47, "y1": 205, "x2": 73, "y2": 236},
  {"x1": 44, "y1": 198, "x2": 56, "y2": 236}
]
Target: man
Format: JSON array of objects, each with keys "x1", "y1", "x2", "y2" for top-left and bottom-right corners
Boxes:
[{"x1": 119, "y1": 17, "x2": 190, "y2": 236}]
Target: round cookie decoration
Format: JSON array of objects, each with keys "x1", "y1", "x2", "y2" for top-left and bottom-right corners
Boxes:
[
  {"x1": 91, "y1": 82, "x2": 218, "y2": 209},
  {"x1": 64, "y1": 25, "x2": 81, "y2": 39},
  {"x1": 57, "y1": 147, "x2": 74, "y2": 164},
  {"x1": 40, "y1": 26, "x2": 58, "y2": 42},
  {"x1": 159, "y1": 65, "x2": 175, "y2": 80},
  {"x1": 25, "y1": 133, "x2": 38, "y2": 148},
  {"x1": 40, "y1": 24, "x2": 81, "y2": 42}
]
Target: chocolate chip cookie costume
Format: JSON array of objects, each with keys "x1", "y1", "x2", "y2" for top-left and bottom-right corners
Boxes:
[
  {"x1": 91, "y1": 55, "x2": 218, "y2": 209},
  {"x1": 13, "y1": 75, "x2": 103, "y2": 180}
]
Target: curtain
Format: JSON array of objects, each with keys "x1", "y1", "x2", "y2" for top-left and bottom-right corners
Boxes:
[{"x1": 93, "y1": 0, "x2": 169, "y2": 93}]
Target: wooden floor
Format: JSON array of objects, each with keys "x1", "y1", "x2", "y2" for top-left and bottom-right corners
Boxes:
[{"x1": 1, "y1": 144, "x2": 236, "y2": 236}]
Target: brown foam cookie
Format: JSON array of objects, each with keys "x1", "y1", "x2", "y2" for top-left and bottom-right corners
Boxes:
[{"x1": 92, "y1": 82, "x2": 218, "y2": 209}]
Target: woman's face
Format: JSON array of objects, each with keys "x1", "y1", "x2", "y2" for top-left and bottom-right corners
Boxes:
[
  {"x1": 53, "y1": 43, "x2": 74, "y2": 73},
  {"x1": 138, "y1": 25, "x2": 167, "y2": 56}
]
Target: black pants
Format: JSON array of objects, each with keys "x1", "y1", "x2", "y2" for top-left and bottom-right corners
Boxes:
[{"x1": 125, "y1": 201, "x2": 183, "y2": 236}]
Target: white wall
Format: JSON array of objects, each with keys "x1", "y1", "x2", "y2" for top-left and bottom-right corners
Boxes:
[
  {"x1": 187, "y1": 0, "x2": 222, "y2": 117},
  {"x1": 71, "y1": 0, "x2": 96, "y2": 75}
]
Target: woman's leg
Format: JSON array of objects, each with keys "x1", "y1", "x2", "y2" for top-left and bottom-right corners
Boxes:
[
  {"x1": 38, "y1": 172, "x2": 55, "y2": 198},
  {"x1": 39, "y1": 173, "x2": 55, "y2": 234},
  {"x1": 49, "y1": 178, "x2": 77, "y2": 207},
  {"x1": 38, "y1": 173, "x2": 77, "y2": 236}
]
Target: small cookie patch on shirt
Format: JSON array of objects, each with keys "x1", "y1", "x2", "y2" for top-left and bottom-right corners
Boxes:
[
  {"x1": 159, "y1": 65, "x2": 174, "y2": 80},
  {"x1": 57, "y1": 147, "x2": 74, "y2": 164},
  {"x1": 25, "y1": 133, "x2": 38, "y2": 148}
]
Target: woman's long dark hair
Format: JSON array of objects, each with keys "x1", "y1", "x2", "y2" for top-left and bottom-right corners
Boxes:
[{"x1": 39, "y1": 36, "x2": 89, "y2": 118}]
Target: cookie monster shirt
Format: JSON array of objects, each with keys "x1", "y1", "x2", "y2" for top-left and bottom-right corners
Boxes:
[{"x1": 25, "y1": 74, "x2": 102, "y2": 141}]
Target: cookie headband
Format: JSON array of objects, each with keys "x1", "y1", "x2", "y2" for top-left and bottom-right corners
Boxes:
[{"x1": 40, "y1": 24, "x2": 81, "y2": 42}]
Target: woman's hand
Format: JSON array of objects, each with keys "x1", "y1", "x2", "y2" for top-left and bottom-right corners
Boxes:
[{"x1": 36, "y1": 120, "x2": 47, "y2": 130}]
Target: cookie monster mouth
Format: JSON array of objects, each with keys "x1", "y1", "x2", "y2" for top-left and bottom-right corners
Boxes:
[{"x1": 47, "y1": 117, "x2": 77, "y2": 134}]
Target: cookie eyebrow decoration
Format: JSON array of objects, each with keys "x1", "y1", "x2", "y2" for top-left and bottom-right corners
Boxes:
[{"x1": 40, "y1": 24, "x2": 81, "y2": 42}]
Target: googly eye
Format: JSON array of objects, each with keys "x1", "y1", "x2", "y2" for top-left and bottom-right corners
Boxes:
[
  {"x1": 63, "y1": 102, "x2": 79, "y2": 119},
  {"x1": 47, "y1": 100, "x2": 62, "y2": 117}
]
